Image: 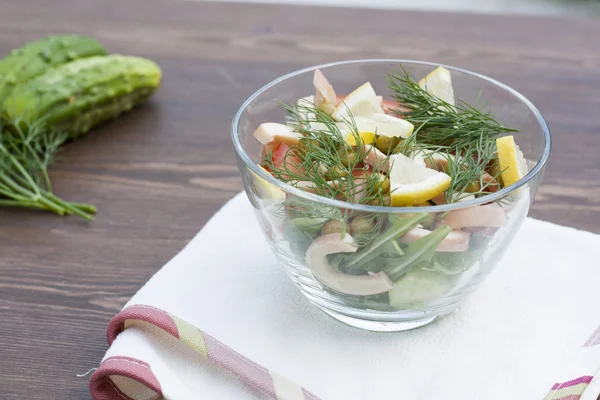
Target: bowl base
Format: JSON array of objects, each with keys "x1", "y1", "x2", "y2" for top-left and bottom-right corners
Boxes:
[{"x1": 320, "y1": 309, "x2": 437, "y2": 332}]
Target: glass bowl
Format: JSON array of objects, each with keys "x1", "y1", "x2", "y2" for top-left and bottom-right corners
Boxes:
[{"x1": 231, "y1": 60, "x2": 550, "y2": 332}]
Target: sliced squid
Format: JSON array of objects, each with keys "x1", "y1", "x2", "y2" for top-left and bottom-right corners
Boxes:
[
  {"x1": 362, "y1": 144, "x2": 389, "y2": 172},
  {"x1": 399, "y1": 227, "x2": 470, "y2": 252},
  {"x1": 306, "y1": 234, "x2": 393, "y2": 296}
]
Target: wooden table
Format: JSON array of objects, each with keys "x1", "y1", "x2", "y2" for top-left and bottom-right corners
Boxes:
[{"x1": 0, "y1": 0, "x2": 599, "y2": 398}]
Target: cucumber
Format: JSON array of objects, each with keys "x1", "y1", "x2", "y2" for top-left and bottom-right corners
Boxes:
[
  {"x1": 3, "y1": 54, "x2": 162, "y2": 139},
  {"x1": 0, "y1": 35, "x2": 107, "y2": 100}
]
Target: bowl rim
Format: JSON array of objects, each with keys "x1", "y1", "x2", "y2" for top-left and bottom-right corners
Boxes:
[{"x1": 231, "y1": 59, "x2": 551, "y2": 213}]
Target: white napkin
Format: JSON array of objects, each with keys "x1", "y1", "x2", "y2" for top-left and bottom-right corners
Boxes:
[{"x1": 92, "y1": 192, "x2": 600, "y2": 400}]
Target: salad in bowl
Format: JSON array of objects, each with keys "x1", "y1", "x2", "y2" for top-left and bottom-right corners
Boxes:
[{"x1": 232, "y1": 60, "x2": 549, "y2": 331}]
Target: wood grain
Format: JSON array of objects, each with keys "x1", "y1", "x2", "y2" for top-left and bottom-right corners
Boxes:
[{"x1": 0, "y1": 0, "x2": 599, "y2": 398}]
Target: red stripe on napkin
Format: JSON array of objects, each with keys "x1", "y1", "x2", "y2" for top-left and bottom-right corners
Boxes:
[
  {"x1": 89, "y1": 356, "x2": 163, "y2": 400},
  {"x1": 107, "y1": 304, "x2": 179, "y2": 344}
]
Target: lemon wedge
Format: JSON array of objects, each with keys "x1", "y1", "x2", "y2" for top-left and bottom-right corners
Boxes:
[
  {"x1": 332, "y1": 82, "x2": 384, "y2": 121},
  {"x1": 389, "y1": 153, "x2": 452, "y2": 206},
  {"x1": 410, "y1": 151, "x2": 426, "y2": 167},
  {"x1": 352, "y1": 114, "x2": 414, "y2": 139},
  {"x1": 419, "y1": 66, "x2": 455, "y2": 107},
  {"x1": 496, "y1": 135, "x2": 527, "y2": 187},
  {"x1": 344, "y1": 131, "x2": 377, "y2": 146}
]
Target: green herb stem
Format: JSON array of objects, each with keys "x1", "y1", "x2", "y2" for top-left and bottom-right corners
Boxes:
[
  {"x1": 61, "y1": 200, "x2": 97, "y2": 214},
  {"x1": 0, "y1": 199, "x2": 47, "y2": 210},
  {"x1": 0, "y1": 117, "x2": 96, "y2": 220},
  {"x1": 388, "y1": 68, "x2": 519, "y2": 202},
  {"x1": 45, "y1": 192, "x2": 94, "y2": 220}
]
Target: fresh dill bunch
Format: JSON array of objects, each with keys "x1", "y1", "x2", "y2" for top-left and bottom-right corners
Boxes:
[
  {"x1": 387, "y1": 69, "x2": 518, "y2": 148},
  {"x1": 2, "y1": 115, "x2": 66, "y2": 190},
  {"x1": 0, "y1": 115, "x2": 96, "y2": 220}
]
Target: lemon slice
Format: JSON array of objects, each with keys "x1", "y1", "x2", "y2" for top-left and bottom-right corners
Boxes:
[
  {"x1": 410, "y1": 151, "x2": 426, "y2": 167},
  {"x1": 496, "y1": 135, "x2": 527, "y2": 187},
  {"x1": 352, "y1": 114, "x2": 414, "y2": 139},
  {"x1": 389, "y1": 153, "x2": 452, "y2": 206},
  {"x1": 419, "y1": 66, "x2": 455, "y2": 107},
  {"x1": 332, "y1": 82, "x2": 384, "y2": 121},
  {"x1": 344, "y1": 131, "x2": 377, "y2": 146}
]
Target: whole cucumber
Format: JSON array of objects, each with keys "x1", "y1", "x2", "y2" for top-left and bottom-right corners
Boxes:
[
  {"x1": 0, "y1": 35, "x2": 107, "y2": 100},
  {"x1": 3, "y1": 54, "x2": 162, "y2": 139}
]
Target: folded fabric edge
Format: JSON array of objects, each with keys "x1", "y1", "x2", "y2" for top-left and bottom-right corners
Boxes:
[
  {"x1": 543, "y1": 324, "x2": 600, "y2": 400},
  {"x1": 97, "y1": 304, "x2": 320, "y2": 400},
  {"x1": 580, "y1": 372, "x2": 600, "y2": 400},
  {"x1": 89, "y1": 356, "x2": 163, "y2": 400}
]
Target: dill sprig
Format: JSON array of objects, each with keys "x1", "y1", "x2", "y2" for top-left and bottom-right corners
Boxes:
[
  {"x1": 388, "y1": 68, "x2": 515, "y2": 202},
  {"x1": 264, "y1": 67, "x2": 517, "y2": 223},
  {"x1": 387, "y1": 69, "x2": 518, "y2": 148},
  {"x1": 443, "y1": 140, "x2": 501, "y2": 202},
  {"x1": 0, "y1": 116, "x2": 96, "y2": 220},
  {"x1": 266, "y1": 101, "x2": 391, "y2": 208}
]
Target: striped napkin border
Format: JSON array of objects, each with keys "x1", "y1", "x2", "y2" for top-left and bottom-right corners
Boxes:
[{"x1": 89, "y1": 304, "x2": 600, "y2": 400}]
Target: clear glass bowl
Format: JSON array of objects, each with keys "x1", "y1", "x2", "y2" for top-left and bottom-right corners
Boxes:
[{"x1": 232, "y1": 60, "x2": 550, "y2": 332}]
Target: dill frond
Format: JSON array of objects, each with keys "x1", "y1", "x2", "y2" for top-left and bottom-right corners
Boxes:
[
  {"x1": 387, "y1": 68, "x2": 518, "y2": 148},
  {"x1": 387, "y1": 67, "x2": 518, "y2": 203},
  {"x1": 266, "y1": 102, "x2": 392, "y2": 210},
  {"x1": 0, "y1": 113, "x2": 96, "y2": 219}
]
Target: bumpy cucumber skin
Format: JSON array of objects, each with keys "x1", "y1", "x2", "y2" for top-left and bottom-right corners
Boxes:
[
  {"x1": 0, "y1": 35, "x2": 107, "y2": 100},
  {"x1": 4, "y1": 55, "x2": 162, "y2": 139}
]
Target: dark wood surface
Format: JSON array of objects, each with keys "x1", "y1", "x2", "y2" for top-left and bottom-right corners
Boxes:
[{"x1": 0, "y1": 0, "x2": 599, "y2": 398}]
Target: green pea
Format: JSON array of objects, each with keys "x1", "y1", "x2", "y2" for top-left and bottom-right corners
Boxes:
[
  {"x1": 325, "y1": 164, "x2": 348, "y2": 180},
  {"x1": 337, "y1": 148, "x2": 358, "y2": 168},
  {"x1": 465, "y1": 181, "x2": 481, "y2": 193},
  {"x1": 379, "y1": 177, "x2": 391, "y2": 194},
  {"x1": 375, "y1": 136, "x2": 402, "y2": 154}
]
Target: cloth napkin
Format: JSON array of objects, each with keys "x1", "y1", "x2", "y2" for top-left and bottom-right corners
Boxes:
[{"x1": 89, "y1": 192, "x2": 600, "y2": 400}]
